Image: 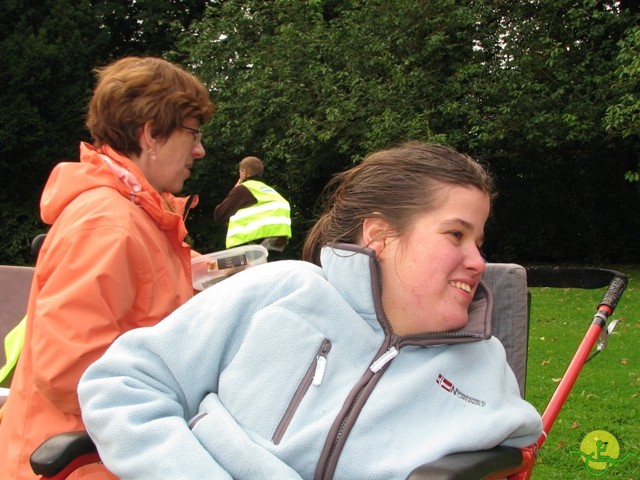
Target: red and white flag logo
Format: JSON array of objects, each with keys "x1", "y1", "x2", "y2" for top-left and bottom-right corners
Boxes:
[{"x1": 436, "y1": 374, "x2": 454, "y2": 392}]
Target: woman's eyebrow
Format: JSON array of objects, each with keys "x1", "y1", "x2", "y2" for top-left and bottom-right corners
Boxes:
[{"x1": 441, "y1": 218, "x2": 473, "y2": 230}]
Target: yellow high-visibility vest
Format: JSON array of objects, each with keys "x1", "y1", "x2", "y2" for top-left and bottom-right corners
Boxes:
[
  {"x1": 226, "y1": 180, "x2": 292, "y2": 248},
  {"x1": 0, "y1": 316, "x2": 26, "y2": 386}
]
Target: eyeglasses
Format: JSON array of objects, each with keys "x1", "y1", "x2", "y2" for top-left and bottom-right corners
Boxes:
[{"x1": 182, "y1": 125, "x2": 204, "y2": 142}]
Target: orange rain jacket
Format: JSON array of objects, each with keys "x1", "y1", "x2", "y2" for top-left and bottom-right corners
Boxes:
[{"x1": 0, "y1": 143, "x2": 196, "y2": 479}]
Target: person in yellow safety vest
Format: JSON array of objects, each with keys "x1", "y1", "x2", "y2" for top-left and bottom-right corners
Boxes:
[
  {"x1": 214, "y1": 156, "x2": 292, "y2": 253},
  {"x1": 0, "y1": 317, "x2": 25, "y2": 390}
]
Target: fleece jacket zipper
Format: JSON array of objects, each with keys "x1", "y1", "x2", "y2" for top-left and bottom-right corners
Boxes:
[
  {"x1": 272, "y1": 339, "x2": 332, "y2": 445},
  {"x1": 315, "y1": 337, "x2": 400, "y2": 480}
]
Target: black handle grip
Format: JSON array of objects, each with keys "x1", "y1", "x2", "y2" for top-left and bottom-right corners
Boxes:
[{"x1": 598, "y1": 274, "x2": 628, "y2": 313}]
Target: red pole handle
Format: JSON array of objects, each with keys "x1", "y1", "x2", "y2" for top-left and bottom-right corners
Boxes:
[{"x1": 509, "y1": 272, "x2": 627, "y2": 479}]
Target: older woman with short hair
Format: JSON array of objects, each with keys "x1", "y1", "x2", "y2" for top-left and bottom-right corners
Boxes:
[{"x1": 0, "y1": 56, "x2": 215, "y2": 480}]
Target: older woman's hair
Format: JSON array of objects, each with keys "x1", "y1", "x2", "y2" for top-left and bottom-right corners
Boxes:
[
  {"x1": 302, "y1": 141, "x2": 496, "y2": 265},
  {"x1": 86, "y1": 56, "x2": 216, "y2": 157}
]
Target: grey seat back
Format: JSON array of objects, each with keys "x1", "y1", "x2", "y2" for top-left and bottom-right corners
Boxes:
[
  {"x1": 483, "y1": 263, "x2": 529, "y2": 397},
  {"x1": 0, "y1": 265, "x2": 35, "y2": 386}
]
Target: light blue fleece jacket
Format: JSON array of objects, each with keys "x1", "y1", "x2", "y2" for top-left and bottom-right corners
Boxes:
[{"x1": 78, "y1": 245, "x2": 542, "y2": 480}]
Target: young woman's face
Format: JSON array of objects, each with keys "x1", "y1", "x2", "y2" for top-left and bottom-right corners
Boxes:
[
  {"x1": 373, "y1": 184, "x2": 490, "y2": 336},
  {"x1": 145, "y1": 118, "x2": 205, "y2": 194}
]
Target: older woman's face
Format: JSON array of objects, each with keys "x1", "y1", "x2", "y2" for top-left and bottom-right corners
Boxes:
[
  {"x1": 145, "y1": 118, "x2": 205, "y2": 194},
  {"x1": 375, "y1": 184, "x2": 490, "y2": 336}
]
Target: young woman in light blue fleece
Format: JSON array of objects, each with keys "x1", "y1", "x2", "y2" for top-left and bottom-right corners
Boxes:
[{"x1": 78, "y1": 141, "x2": 542, "y2": 480}]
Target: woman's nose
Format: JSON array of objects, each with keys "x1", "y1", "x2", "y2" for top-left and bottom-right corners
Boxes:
[
  {"x1": 467, "y1": 245, "x2": 487, "y2": 273},
  {"x1": 192, "y1": 141, "x2": 205, "y2": 159}
]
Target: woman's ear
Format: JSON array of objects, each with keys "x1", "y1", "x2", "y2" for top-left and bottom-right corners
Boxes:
[
  {"x1": 139, "y1": 121, "x2": 156, "y2": 152},
  {"x1": 362, "y1": 217, "x2": 393, "y2": 257}
]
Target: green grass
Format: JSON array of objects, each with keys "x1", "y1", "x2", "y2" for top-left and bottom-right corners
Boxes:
[{"x1": 526, "y1": 266, "x2": 639, "y2": 480}]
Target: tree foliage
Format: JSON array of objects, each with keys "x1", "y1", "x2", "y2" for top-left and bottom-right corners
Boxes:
[
  {"x1": 604, "y1": 24, "x2": 640, "y2": 181},
  {"x1": 0, "y1": 0, "x2": 102, "y2": 263},
  {"x1": 182, "y1": 0, "x2": 640, "y2": 263}
]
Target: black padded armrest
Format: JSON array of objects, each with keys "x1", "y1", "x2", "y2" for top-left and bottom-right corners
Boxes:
[
  {"x1": 406, "y1": 446, "x2": 523, "y2": 480},
  {"x1": 30, "y1": 431, "x2": 97, "y2": 476},
  {"x1": 525, "y1": 266, "x2": 620, "y2": 288}
]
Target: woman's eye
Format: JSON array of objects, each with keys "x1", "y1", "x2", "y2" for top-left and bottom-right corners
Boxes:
[{"x1": 449, "y1": 231, "x2": 463, "y2": 240}]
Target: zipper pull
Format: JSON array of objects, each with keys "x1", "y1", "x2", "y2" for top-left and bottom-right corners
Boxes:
[
  {"x1": 313, "y1": 355, "x2": 327, "y2": 385},
  {"x1": 370, "y1": 346, "x2": 399, "y2": 372}
]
